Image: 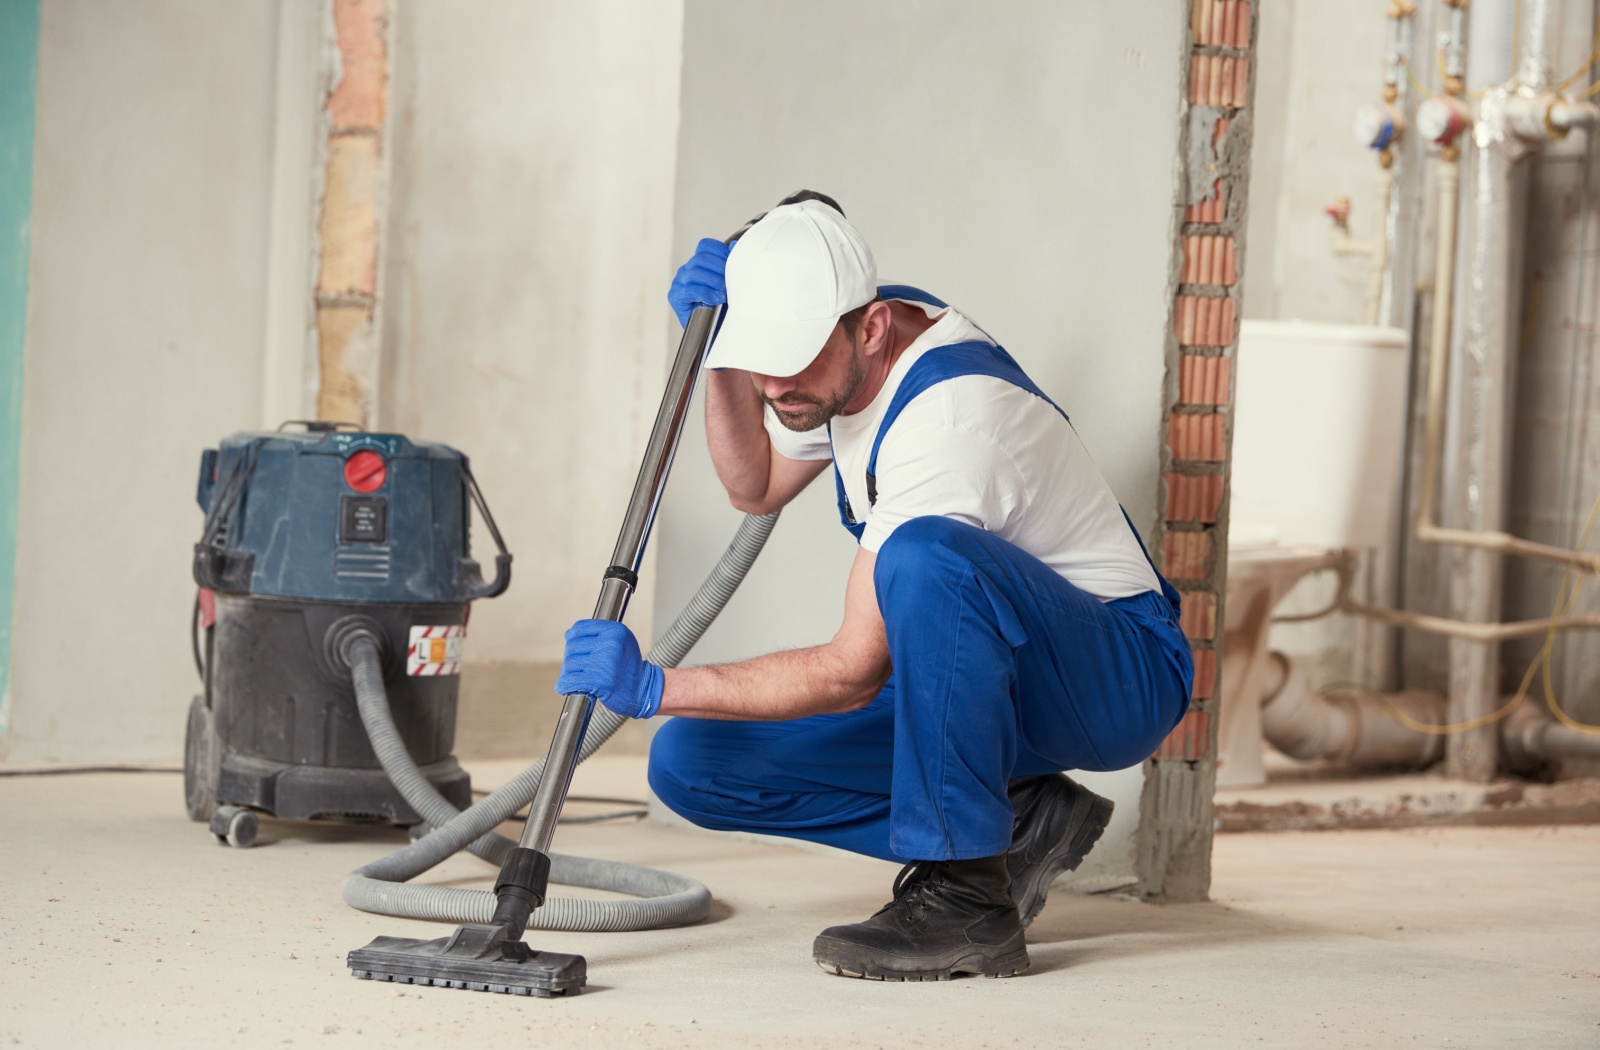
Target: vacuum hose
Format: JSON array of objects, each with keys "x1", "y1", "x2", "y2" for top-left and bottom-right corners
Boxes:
[{"x1": 340, "y1": 511, "x2": 779, "y2": 932}]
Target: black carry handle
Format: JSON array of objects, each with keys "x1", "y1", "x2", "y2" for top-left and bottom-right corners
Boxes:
[
  {"x1": 276, "y1": 419, "x2": 363, "y2": 433},
  {"x1": 459, "y1": 459, "x2": 513, "y2": 601},
  {"x1": 192, "y1": 444, "x2": 262, "y2": 593}
]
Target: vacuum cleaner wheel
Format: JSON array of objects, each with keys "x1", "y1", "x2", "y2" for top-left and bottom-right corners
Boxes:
[
  {"x1": 183, "y1": 695, "x2": 220, "y2": 823},
  {"x1": 210, "y1": 805, "x2": 259, "y2": 849}
]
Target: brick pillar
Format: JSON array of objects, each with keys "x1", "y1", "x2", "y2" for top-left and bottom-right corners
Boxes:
[
  {"x1": 313, "y1": 0, "x2": 389, "y2": 426},
  {"x1": 1137, "y1": 0, "x2": 1258, "y2": 903}
]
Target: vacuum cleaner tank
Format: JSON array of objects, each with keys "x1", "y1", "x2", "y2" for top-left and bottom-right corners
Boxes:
[{"x1": 194, "y1": 428, "x2": 502, "y2": 605}]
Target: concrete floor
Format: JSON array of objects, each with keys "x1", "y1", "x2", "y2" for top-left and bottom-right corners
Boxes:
[{"x1": 3, "y1": 756, "x2": 1598, "y2": 1049}]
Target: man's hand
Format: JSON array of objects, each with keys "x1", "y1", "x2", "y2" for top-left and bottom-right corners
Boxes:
[
  {"x1": 555, "y1": 619, "x2": 665, "y2": 719},
  {"x1": 667, "y1": 238, "x2": 731, "y2": 327}
]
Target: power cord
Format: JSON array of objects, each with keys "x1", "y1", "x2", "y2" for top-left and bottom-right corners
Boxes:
[{"x1": 0, "y1": 765, "x2": 181, "y2": 776}]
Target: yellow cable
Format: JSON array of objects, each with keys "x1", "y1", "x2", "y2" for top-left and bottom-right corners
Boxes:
[
  {"x1": 1540, "y1": 488, "x2": 1600, "y2": 733},
  {"x1": 1323, "y1": 483, "x2": 1600, "y2": 739},
  {"x1": 1520, "y1": 273, "x2": 1542, "y2": 356},
  {"x1": 1402, "y1": 54, "x2": 1438, "y2": 100},
  {"x1": 1556, "y1": 17, "x2": 1600, "y2": 93}
]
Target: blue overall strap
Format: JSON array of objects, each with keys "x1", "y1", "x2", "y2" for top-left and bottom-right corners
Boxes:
[
  {"x1": 865, "y1": 339, "x2": 1066, "y2": 492},
  {"x1": 876, "y1": 284, "x2": 949, "y2": 310},
  {"x1": 830, "y1": 430, "x2": 868, "y2": 541},
  {"x1": 831, "y1": 285, "x2": 951, "y2": 540},
  {"x1": 833, "y1": 337, "x2": 1060, "y2": 535},
  {"x1": 833, "y1": 322, "x2": 1179, "y2": 614}
]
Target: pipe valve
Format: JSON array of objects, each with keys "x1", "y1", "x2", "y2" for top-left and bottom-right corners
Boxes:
[
  {"x1": 1354, "y1": 102, "x2": 1405, "y2": 154},
  {"x1": 1417, "y1": 95, "x2": 1471, "y2": 149},
  {"x1": 1323, "y1": 196, "x2": 1354, "y2": 233}
]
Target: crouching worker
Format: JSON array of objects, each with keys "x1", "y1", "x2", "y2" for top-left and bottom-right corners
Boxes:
[{"x1": 556, "y1": 199, "x2": 1193, "y2": 982}]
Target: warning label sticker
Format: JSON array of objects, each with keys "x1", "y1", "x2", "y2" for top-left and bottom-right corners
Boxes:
[{"x1": 407, "y1": 625, "x2": 465, "y2": 676}]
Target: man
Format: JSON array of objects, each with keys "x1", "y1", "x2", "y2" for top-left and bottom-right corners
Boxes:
[{"x1": 557, "y1": 198, "x2": 1193, "y2": 982}]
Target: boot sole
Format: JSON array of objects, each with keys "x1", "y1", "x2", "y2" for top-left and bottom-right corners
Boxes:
[
  {"x1": 1014, "y1": 790, "x2": 1114, "y2": 928},
  {"x1": 812, "y1": 937, "x2": 1030, "y2": 982}
]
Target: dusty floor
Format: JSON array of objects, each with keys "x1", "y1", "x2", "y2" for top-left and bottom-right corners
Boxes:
[{"x1": 3, "y1": 756, "x2": 1598, "y2": 1049}]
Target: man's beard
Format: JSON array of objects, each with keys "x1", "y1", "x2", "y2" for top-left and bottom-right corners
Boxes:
[{"x1": 763, "y1": 352, "x2": 866, "y2": 432}]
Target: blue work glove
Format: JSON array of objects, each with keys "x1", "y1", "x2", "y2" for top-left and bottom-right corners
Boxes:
[
  {"x1": 555, "y1": 619, "x2": 665, "y2": 719},
  {"x1": 667, "y1": 237, "x2": 731, "y2": 326}
]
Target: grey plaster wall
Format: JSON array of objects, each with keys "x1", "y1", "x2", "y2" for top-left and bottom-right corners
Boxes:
[
  {"x1": 4, "y1": 2, "x2": 279, "y2": 761},
  {"x1": 380, "y1": 1, "x2": 685, "y2": 754},
  {"x1": 653, "y1": 0, "x2": 1190, "y2": 887}
]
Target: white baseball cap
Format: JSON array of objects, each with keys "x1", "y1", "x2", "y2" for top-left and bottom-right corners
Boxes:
[{"x1": 704, "y1": 200, "x2": 878, "y2": 378}]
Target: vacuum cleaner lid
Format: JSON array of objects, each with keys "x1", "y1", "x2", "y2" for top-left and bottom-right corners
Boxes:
[{"x1": 193, "y1": 425, "x2": 510, "y2": 605}]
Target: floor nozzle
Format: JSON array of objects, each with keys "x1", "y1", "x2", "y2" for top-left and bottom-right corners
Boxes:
[{"x1": 348, "y1": 922, "x2": 586, "y2": 997}]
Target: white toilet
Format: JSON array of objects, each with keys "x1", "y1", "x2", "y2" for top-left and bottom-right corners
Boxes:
[{"x1": 1216, "y1": 321, "x2": 1410, "y2": 787}]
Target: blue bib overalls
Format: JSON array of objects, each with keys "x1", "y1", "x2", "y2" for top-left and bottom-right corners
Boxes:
[{"x1": 650, "y1": 289, "x2": 1194, "y2": 863}]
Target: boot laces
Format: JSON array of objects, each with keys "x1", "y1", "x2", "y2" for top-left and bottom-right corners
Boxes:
[{"x1": 881, "y1": 860, "x2": 951, "y2": 920}]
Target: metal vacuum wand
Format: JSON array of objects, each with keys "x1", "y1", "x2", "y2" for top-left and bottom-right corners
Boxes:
[{"x1": 515, "y1": 302, "x2": 722, "y2": 861}]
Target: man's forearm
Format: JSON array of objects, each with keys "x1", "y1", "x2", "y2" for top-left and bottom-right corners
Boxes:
[
  {"x1": 660, "y1": 643, "x2": 889, "y2": 722},
  {"x1": 704, "y1": 368, "x2": 774, "y2": 508}
]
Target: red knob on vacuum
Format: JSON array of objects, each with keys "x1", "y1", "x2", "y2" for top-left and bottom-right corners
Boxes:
[{"x1": 343, "y1": 450, "x2": 387, "y2": 493}]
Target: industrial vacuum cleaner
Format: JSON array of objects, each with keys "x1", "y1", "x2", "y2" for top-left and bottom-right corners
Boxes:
[
  {"x1": 185, "y1": 425, "x2": 509, "y2": 847},
  {"x1": 184, "y1": 191, "x2": 841, "y2": 996}
]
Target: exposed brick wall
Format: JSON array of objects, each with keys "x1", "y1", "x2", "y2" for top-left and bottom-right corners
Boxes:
[
  {"x1": 314, "y1": 0, "x2": 389, "y2": 426},
  {"x1": 1137, "y1": 0, "x2": 1257, "y2": 903}
]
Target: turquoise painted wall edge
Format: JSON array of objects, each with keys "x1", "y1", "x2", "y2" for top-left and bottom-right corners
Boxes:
[{"x1": 0, "y1": 0, "x2": 41, "y2": 736}]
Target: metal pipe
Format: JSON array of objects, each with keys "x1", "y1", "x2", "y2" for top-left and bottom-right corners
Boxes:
[
  {"x1": 1466, "y1": 0, "x2": 1516, "y2": 91},
  {"x1": 1371, "y1": 168, "x2": 1398, "y2": 325},
  {"x1": 1502, "y1": 95, "x2": 1600, "y2": 140},
  {"x1": 1517, "y1": 719, "x2": 1600, "y2": 759},
  {"x1": 1305, "y1": 544, "x2": 1600, "y2": 638},
  {"x1": 1259, "y1": 653, "x2": 1445, "y2": 767},
  {"x1": 518, "y1": 304, "x2": 720, "y2": 855},
  {"x1": 1514, "y1": 0, "x2": 1561, "y2": 90},
  {"x1": 1442, "y1": 105, "x2": 1523, "y2": 778},
  {"x1": 1345, "y1": 598, "x2": 1600, "y2": 640},
  {"x1": 1378, "y1": 1, "x2": 1417, "y2": 327},
  {"x1": 1548, "y1": 99, "x2": 1600, "y2": 131},
  {"x1": 1436, "y1": 0, "x2": 1556, "y2": 779},
  {"x1": 1503, "y1": 699, "x2": 1600, "y2": 768},
  {"x1": 1442, "y1": 1, "x2": 1469, "y2": 91},
  {"x1": 1415, "y1": 152, "x2": 1461, "y2": 544}
]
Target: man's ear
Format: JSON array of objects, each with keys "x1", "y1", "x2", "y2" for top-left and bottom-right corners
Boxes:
[{"x1": 860, "y1": 301, "x2": 893, "y2": 356}]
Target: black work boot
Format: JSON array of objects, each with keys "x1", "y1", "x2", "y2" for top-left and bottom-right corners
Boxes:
[
  {"x1": 812, "y1": 855, "x2": 1028, "y2": 981},
  {"x1": 1006, "y1": 774, "x2": 1114, "y2": 927}
]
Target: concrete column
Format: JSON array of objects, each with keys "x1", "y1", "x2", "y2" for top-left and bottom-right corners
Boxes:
[{"x1": 1137, "y1": 0, "x2": 1261, "y2": 903}]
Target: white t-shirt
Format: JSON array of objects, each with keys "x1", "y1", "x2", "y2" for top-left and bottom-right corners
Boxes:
[{"x1": 763, "y1": 297, "x2": 1161, "y2": 602}]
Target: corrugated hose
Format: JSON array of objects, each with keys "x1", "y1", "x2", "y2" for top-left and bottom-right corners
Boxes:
[{"x1": 340, "y1": 511, "x2": 778, "y2": 932}]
